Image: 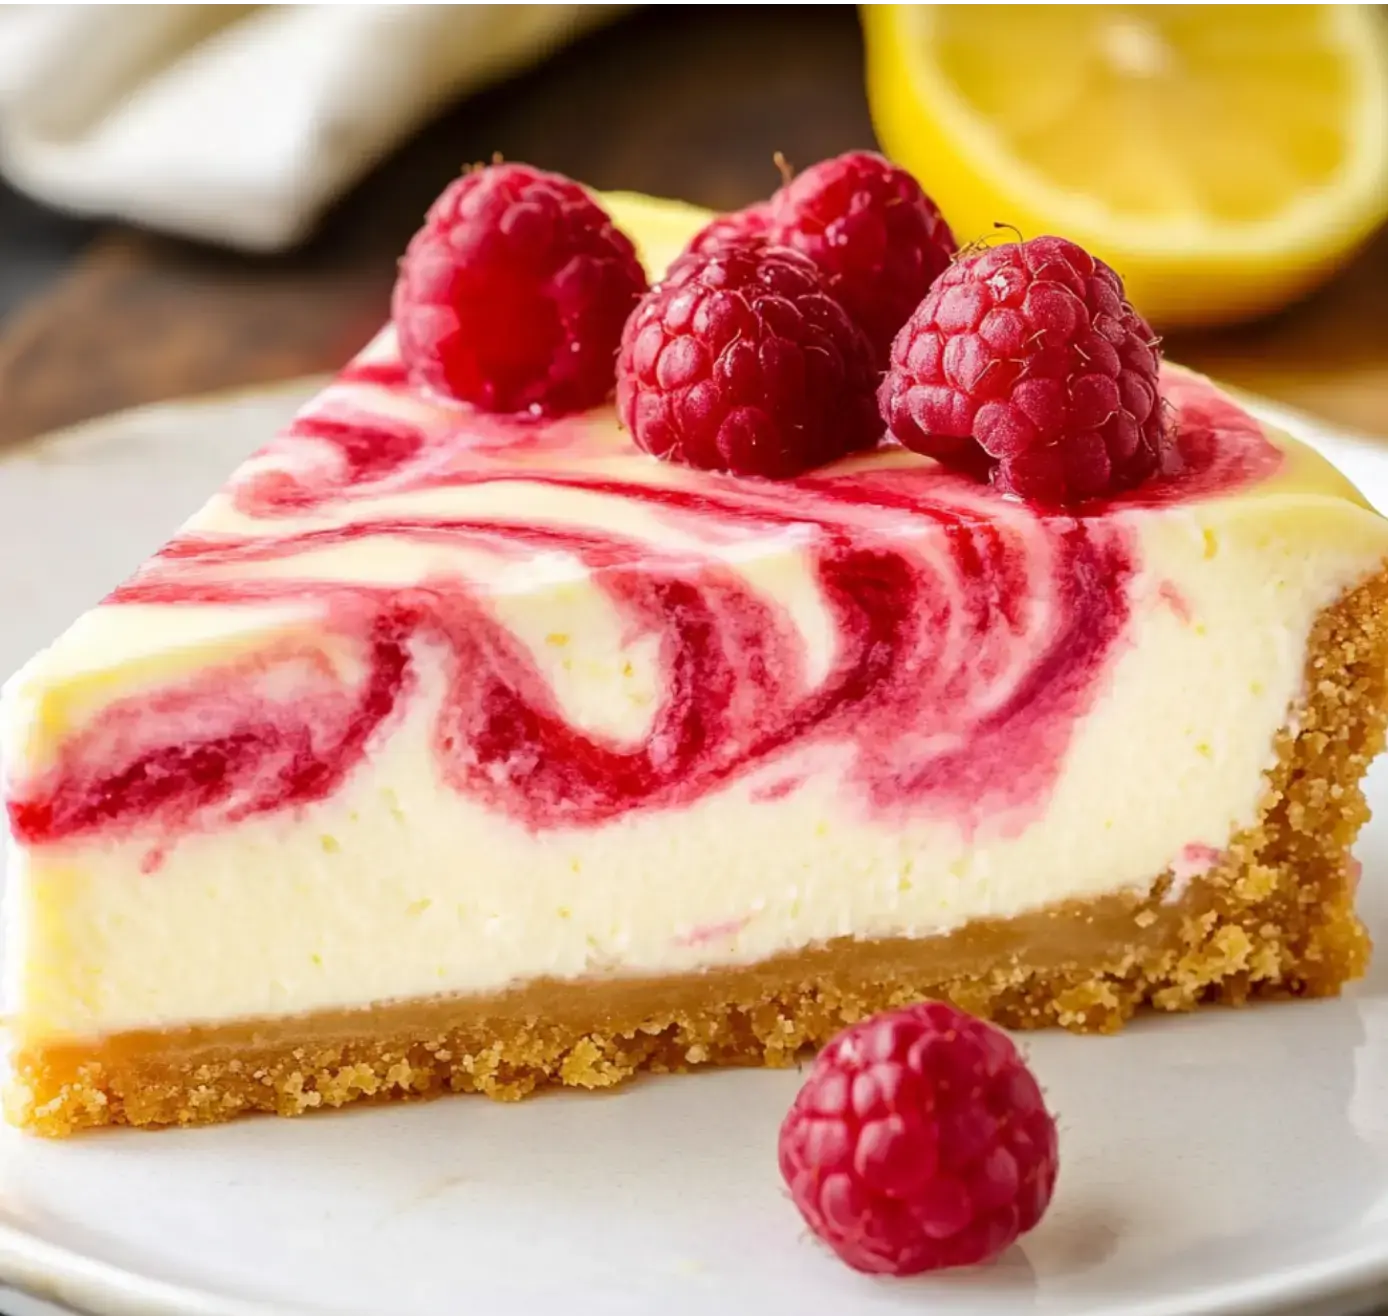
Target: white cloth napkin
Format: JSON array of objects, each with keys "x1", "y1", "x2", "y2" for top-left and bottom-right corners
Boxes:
[{"x1": 0, "y1": 3, "x2": 617, "y2": 251}]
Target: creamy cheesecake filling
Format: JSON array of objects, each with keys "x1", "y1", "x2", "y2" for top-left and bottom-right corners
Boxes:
[
  {"x1": 4, "y1": 359, "x2": 1388, "y2": 1043},
  {"x1": 5, "y1": 194, "x2": 1388, "y2": 1051},
  {"x1": 14, "y1": 566, "x2": 1388, "y2": 1135}
]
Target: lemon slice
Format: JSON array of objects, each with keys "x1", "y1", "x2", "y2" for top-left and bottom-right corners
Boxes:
[{"x1": 864, "y1": 4, "x2": 1388, "y2": 326}]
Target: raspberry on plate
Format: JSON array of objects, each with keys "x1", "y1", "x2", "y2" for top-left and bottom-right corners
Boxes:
[
  {"x1": 687, "y1": 152, "x2": 956, "y2": 366},
  {"x1": 879, "y1": 235, "x2": 1171, "y2": 507},
  {"x1": 392, "y1": 162, "x2": 647, "y2": 416},
  {"x1": 616, "y1": 242, "x2": 881, "y2": 478},
  {"x1": 778, "y1": 1001, "x2": 1059, "y2": 1276}
]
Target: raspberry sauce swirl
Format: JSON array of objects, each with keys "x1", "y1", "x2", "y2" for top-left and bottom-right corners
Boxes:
[{"x1": 8, "y1": 354, "x2": 1281, "y2": 850}]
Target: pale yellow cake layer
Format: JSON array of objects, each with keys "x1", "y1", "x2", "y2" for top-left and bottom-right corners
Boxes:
[{"x1": 11, "y1": 566, "x2": 1387, "y2": 1136}]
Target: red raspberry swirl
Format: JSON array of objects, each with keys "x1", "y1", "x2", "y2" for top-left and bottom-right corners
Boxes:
[{"x1": 8, "y1": 362, "x2": 1280, "y2": 854}]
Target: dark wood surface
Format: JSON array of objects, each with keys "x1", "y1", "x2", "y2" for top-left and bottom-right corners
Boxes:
[{"x1": 0, "y1": 4, "x2": 1385, "y2": 447}]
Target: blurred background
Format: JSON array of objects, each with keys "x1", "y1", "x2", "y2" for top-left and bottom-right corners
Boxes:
[{"x1": 0, "y1": 3, "x2": 1384, "y2": 446}]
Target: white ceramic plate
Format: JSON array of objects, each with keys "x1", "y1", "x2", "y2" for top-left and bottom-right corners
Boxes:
[{"x1": 1, "y1": 384, "x2": 1387, "y2": 1316}]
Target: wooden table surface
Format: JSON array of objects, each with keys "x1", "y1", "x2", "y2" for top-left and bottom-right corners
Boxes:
[{"x1": 0, "y1": 5, "x2": 1385, "y2": 448}]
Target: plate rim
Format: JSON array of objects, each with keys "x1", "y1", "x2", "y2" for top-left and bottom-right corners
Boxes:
[{"x1": 0, "y1": 378, "x2": 1386, "y2": 1316}]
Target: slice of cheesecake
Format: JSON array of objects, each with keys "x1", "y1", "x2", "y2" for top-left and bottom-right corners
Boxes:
[{"x1": 5, "y1": 194, "x2": 1388, "y2": 1135}]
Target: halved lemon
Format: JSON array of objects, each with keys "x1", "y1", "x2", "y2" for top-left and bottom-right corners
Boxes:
[{"x1": 863, "y1": 4, "x2": 1388, "y2": 327}]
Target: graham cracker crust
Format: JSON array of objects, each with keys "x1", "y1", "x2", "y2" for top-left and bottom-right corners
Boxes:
[{"x1": 10, "y1": 571, "x2": 1388, "y2": 1136}]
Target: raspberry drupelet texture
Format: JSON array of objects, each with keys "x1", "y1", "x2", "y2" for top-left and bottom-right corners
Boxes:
[
  {"x1": 778, "y1": 1001, "x2": 1059, "y2": 1276},
  {"x1": 392, "y1": 163, "x2": 647, "y2": 416},
  {"x1": 879, "y1": 236, "x2": 1171, "y2": 506},
  {"x1": 687, "y1": 152, "x2": 956, "y2": 365},
  {"x1": 768, "y1": 151, "x2": 956, "y2": 365},
  {"x1": 687, "y1": 201, "x2": 774, "y2": 256},
  {"x1": 616, "y1": 243, "x2": 881, "y2": 477}
]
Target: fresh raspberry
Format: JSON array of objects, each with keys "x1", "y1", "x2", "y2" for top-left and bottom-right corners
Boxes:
[
  {"x1": 687, "y1": 201, "x2": 774, "y2": 255},
  {"x1": 616, "y1": 242, "x2": 881, "y2": 477},
  {"x1": 778, "y1": 1001, "x2": 1059, "y2": 1276},
  {"x1": 879, "y1": 235, "x2": 1170, "y2": 506},
  {"x1": 392, "y1": 163, "x2": 647, "y2": 416},
  {"x1": 686, "y1": 153, "x2": 954, "y2": 366},
  {"x1": 768, "y1": 151, "x2": 955, "y2": 365}
]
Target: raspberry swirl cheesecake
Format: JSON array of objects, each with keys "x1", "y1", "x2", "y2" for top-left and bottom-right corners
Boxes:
[{"x1": 5, "y1": 159, "x2": 1388, "y2": 1136}]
